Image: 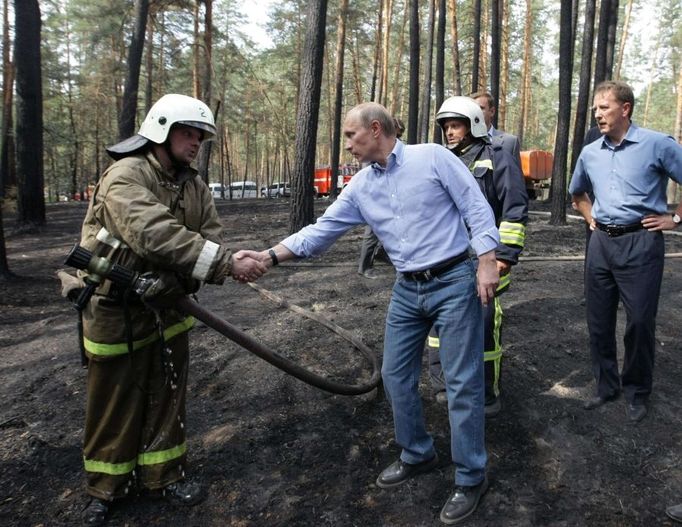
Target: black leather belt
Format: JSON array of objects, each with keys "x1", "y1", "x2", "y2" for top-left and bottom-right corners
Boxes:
[
  {"x1": 401, "y1": 252, "x2": 469, "y2": 281},
  {"x1": 596, "y1": 222, "x2": 643, "y2": 237}
]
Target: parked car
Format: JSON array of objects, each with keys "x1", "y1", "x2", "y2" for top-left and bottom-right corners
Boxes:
[{"x1": 260, "y1": 182, "x2": 291, "y2": 198}]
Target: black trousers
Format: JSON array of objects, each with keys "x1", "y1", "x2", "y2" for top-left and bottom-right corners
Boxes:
[
  {"x1": 585, "y1": 228, "x2": 664, "y2": 405},
  {"x1": 357, "y1": 225, "x2": 381, "y2": 273}
]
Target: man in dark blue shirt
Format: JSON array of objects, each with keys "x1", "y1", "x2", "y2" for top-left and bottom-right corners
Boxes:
[{"x1": 569, "y1": 80, "x2": 682, "y2": 423}]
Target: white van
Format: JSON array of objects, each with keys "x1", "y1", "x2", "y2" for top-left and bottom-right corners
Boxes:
[
  {"x1": 208, "y1": 183, "x2": 226, "y2": 199},
  {"x1": 228, "y1": 180, "x2": 258, "y2": 199}
]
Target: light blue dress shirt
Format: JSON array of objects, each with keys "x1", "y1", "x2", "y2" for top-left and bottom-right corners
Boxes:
[
  {"x1": 281, "y1": 140, "x2": 499, "y2": 272},
  {"x1": 569, "y1": 124, "x2": 682, "y2": 224}
]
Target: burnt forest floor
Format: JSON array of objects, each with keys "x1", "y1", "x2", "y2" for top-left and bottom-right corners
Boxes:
[{"x1": 1, "y1": 197, "x2": 681, "y2": 527}]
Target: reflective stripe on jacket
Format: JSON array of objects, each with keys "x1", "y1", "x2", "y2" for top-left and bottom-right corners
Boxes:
[{"x1": 79, "y1": 151, "x2": 229, "y2": 356}]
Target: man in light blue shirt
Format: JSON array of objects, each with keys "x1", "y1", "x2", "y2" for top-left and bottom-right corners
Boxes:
[
  {"x1": 249, "y1": 102, "x2": 499, "y2": 525},
  {"x1": 570, "y1": 80, "x2": 682, "y2": 424}
]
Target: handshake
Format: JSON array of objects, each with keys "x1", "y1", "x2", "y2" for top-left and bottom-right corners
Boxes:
[{"x1": 230, "y1": 247, "x2": 282, "y2": 283}]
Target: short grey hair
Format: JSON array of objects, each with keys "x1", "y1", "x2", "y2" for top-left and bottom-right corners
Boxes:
[{"x1": 349, "y1": 102, "x2": 396, "y2": 137}]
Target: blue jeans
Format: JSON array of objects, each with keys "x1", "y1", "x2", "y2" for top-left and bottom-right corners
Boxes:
[{"x1": 382, "y1": 259, "x2": 486, "y2": 486}]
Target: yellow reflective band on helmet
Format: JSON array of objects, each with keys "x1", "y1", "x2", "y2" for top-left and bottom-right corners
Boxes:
[
  {"x1": 84, "y1": 456, "x2": 136, "y2": 476},
  {"x1": 471, "y1": 159, "x2": 493, "y2": 170},
  {"x1": 84, "y1": 316, "x2": 195, "y2": 357},
  {"x1": 499, "y1": 221, "x2": 526, "y2": 247},
  {"x1": 137, "y1": 442, "x2": 187, "y2": 466},
  {"x1": 427, "y1": 335, "x2": 440, "y2": 348}
]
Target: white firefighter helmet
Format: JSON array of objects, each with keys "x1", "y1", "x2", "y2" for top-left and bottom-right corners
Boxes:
[
  {"x1": 106, "y1": 94, "x2": 216, "y2": 159},
  {"x1": 435, "y1": 96, "x2": 488, "y2": 139}
]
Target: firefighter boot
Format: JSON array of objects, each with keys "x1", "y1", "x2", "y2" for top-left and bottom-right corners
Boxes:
[
  {"x1": 81, "y1": 497, "x2": 109, "y2": 526},
  {"x1": 162, "y1": 479, "x2": 205, "y2": 506}
]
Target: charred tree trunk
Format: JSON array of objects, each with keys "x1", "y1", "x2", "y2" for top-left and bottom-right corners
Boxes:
[
  {"x1": 407, "y1": 0, "x2": 420, "y2": 144},
  {"x1": 605, "y1": 0, "x2": 619, "y2": 77},
  {"x1": 14, "y1": 0, "x2": 44, "y2": 229},
  {"x1": 118, "y1": 0, "x2": 149, "y2": 140},
  {"x1": 289, "y1": 0, "x2": 328, "y2": 232},
  {"x1": 370, "y1": 1, "x2": 383, "y2": 102},
  {"x1": 570, "y1": 0, "x2": 596, "y2": 175},
  {"x1": 490, "y1": 0, "x2": 501, "y2": 127},
  {"x1": 196, "y1": 0, "x2": 213, "y2": 185},
  {"x1": 550, "y1": 0, "x2": 573, "y2": 226},
  {"x1": 419, "y1": 0, "x2": 435, "y2": 143},
  {"x1": 0, "y1": 0, "x2": 14, "y2": 199},
  {"x1": 329, "y1": 0, "x2": 349, "y2": 200}
]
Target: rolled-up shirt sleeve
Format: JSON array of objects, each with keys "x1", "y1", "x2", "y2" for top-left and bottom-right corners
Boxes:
[{"x1": 281, "y1": 191, "x2": 365, "y2": 257}]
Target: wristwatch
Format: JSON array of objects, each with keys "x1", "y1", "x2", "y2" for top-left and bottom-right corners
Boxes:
[{"x1": 673, "y1": 213, "x2": 681, "y2": 228}]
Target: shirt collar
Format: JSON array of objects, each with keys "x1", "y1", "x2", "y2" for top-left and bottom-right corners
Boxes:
[
  {"x1": 371, "y1": 138, "x2": 403, "y2": 172},
  {"x1": 600, "y1": 122, "x2": 640, "y2": 149}
]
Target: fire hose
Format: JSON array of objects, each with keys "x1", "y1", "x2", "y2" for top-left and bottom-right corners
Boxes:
[{"x1": 64, "y1": 244, "x2": 382, "y2": 396}]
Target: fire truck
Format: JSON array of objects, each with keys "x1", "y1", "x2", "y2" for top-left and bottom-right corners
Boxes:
[{"x1": 313, "y1": 164, "x2": 359, "y2": 197}]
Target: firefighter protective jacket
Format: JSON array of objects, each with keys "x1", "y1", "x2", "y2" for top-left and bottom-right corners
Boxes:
[
  {"x1": 79, "y1": 151, "x2": 231, "y2": 359},
  {"x1": 457, "y1": 139, "x2": 528, "y2": 266}
]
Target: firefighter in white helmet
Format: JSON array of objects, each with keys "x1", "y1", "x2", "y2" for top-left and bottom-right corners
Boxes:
[
  {"x1": 427, "y1": 96, "x2": 528, "y2": 417},
  {"x1": 78, "y1": 94, "x2": 266, "y2": 525}
]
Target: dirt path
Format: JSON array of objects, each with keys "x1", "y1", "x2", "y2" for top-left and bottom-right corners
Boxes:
[{"x1": 0, "y1": 199, "x2": 681, "y2": 526}]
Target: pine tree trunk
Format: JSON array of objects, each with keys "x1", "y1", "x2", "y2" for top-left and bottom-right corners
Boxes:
[
  {"x1": 472, "y1": 0, "x2": 481, "y2": 92},
  {"x1": 289, "y1": 0, "x2": 328, "y2": 233},
  {"x1": 550, "y1": 0, "x2": 573, "y2": 226},
  {"x1": 144, "y1": 13, "x2": 154, "y2": 113},
  {"x1": 14, "y1": 0, "x2": 45, "y2": 229},
  {"x1": 389, "y1": 2, "x2": 409, "y2": 114},
  {"x1": 0, "y1": 197, "x2": 14, "y2": 278},
  {"x1": 419, "y1": 0, "x2": 435, "y2": 143},
  {"x1": 196, "y1": 0, "x2": 213, "y2": 185},
  {"x1": 490, "y1": 0, "x2": 501, "y2": 127},
  {"x1": 370, "y1": 0, "x2": 383, "y2": 102},
  {"x1": 447, "y1": 0, "x2": 462, "y2": 95},
  {"x1": 570, "y1": 0, "x2": 596, "y2": 175},
  {"x1": 118, "y1": 0, "x2": 149, "y2": 140},
  {"x1": 379, "y1": 0, "x2": 394, "y2": 106},
  {"x1": 605, "y1": 0, "x2": 619, "y2": 77},
  {"x1": 407, "y1": 0, "x2": 420, "y2": 144},
  {"x1": 0, "y1": 0, "x2": 15, "y2": 199},
  {"x1": 498, "y1": 0, "x2": 510, "y2": 129},
  {"x1": 516, "y1": 0, "x2": 532, "y2": 145},
  {"x1": 613, "y1": 0, "x2": 633, "y2": 80},
  {"x1": 329, "y1": 0, "x2": 349, "y2": 200},
  {"x1": 433, "y1": 0, "x2": 446, "y2": 144}
]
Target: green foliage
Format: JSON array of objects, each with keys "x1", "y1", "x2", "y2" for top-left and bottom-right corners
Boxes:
[{"x1": 5, "y1": 0, "x2": 677, "y2": 201}]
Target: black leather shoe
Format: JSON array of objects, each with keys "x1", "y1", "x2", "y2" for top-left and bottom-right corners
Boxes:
[
  {"x1": 376, "y1": 455, "x2": 438, "y2": 488},
  {"x1": 583, "y1": 392, "x2": 620, "y2": 410},
  {"x1": 440, "y1": 476, "x2": 489, "y2": 525},
  {"x1": 666, "y1": 503, "x2": 682, "y2": 523},
  {"x1": 626, "y1": 403, "x2": 647, "y2": 423},
  {"x1": 162, "y1": 479, "x2": 205, "y2": 506},
  {"x1": 82, "y1": 498, "x2": 109, "y2": 526}
]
